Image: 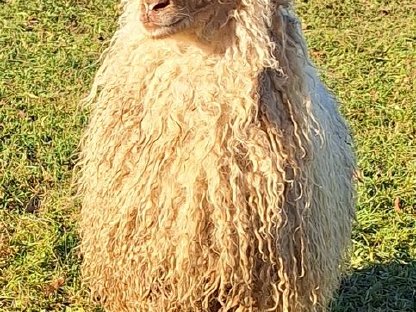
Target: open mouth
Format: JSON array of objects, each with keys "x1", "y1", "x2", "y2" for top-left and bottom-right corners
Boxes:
[
  {"x1": 142, "y1": 17, "x2": 186, "y2": 30},
  {"x1": 141, "y1": 16, "x2": 187, "y2": 38}
]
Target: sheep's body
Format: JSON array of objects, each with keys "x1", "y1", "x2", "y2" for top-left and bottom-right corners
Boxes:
[{"x1": 78, "y1": 1, "x2": 355, "y2": 311}]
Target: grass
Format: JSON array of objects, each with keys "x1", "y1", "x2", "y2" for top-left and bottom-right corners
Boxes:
[{"x1": 0, "y1": 0, "x2": 415, "y2": 311}]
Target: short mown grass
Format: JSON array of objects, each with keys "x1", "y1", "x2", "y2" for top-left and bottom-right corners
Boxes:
[{"x1": 1, "y1": 0, "x2": 415, "y2": 311}]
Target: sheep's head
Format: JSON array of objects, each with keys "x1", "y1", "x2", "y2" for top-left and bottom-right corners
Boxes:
[{"x1": 139, "y1": 0, "x2": 237, "y2": 39}]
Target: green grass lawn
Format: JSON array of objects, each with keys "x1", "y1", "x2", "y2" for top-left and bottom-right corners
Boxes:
[{"x1": 0, "y1": 0, "x2": 415, "y2": 311}]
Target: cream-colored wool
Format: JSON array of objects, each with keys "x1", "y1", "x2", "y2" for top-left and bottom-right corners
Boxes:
[{"x1": 78, "y1": 0, "x2": 356, "y2": 311}]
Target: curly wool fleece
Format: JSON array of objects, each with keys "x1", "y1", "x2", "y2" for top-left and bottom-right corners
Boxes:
[{"x1": 77, "y1": 0, "x2": 356, "y2": 311}]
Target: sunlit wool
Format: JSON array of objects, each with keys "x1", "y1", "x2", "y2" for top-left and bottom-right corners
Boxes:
[{"x1": 77, "y1": 0, "x2": 356, "y2": 311}]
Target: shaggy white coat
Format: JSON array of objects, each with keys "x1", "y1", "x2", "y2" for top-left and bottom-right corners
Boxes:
[{"x1": 78, "y1": 1, "x2": 356, "y2": 311}]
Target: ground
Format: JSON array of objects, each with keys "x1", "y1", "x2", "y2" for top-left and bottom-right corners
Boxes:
[{"x1": 0, "y1": 0, "x2": 415, "y2": 311}]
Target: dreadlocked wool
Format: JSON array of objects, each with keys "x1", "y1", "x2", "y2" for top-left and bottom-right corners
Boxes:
[{"x1": 77, "y1": 0, "x2": 356, "y2": 311}]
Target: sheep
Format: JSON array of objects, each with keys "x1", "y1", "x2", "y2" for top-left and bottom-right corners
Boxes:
[{"x1": 77, "y1": 0, "x2": 356, "y2": 311}]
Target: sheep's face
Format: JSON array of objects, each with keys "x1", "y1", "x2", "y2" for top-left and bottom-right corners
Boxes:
[{"x1": 139, "y1": 0, "x2": 234, "y2": 38}]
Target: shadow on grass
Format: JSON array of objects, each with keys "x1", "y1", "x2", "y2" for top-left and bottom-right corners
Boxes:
[{"x1": 331, "y1": 261, "x2": 416, "y2": 312}]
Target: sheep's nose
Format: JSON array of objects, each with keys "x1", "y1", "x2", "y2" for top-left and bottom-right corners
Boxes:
[{"x1": 145, "y1": 0, "x2": 171, "y2": 12}]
